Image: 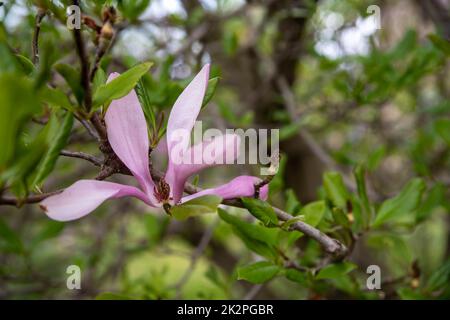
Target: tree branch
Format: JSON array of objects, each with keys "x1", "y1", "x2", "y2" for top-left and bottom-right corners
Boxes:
[
  {"x1": 31, "y1": 9, "x2": 46, "y2": 65},
  {"x1": 60, "y1": 150, "x2": 103, "y2": 167}
]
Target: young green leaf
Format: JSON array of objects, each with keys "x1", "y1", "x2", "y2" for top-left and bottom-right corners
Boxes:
[
  {"x1": 201, "y1": 77, "x2": 219, "y2": 109},
  {"x1": 241, "y1": 197, "x2": 278, "y2": 227},
  {"x1": 93, "y1": 61, "x2": 153, "y2": 109},
  {"x1": 170, "y1": 195, "x2": 222, "y2": 220},
  {"x1": 32, "y1": 112, "x2": 74, "y2": 187},
  {"x1": 217, "y1": 208, "x2": 278, "y2": 245},
  {"x1": 323, "y1": 171, "x2": 348, "y2": 209},
  {"x1": 300, "y1": 200, "x2": 326, "y2": 227},
  {"x1": 237, "y1": 261, "x2": 281, "y2": 284},
  {"x1": 373, "y1": 178, "x2": 425, "y2": 227},
  {"x1": 55, "y1": 63, "x2": 84, "y2": 104}
]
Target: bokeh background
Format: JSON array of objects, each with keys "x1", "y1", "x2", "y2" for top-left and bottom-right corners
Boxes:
[{"x1": 0, "y1": 0, "x2": 449, "y2": 299}]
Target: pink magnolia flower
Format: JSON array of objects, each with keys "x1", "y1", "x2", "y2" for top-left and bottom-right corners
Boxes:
[{"x1": 40, "y1": 64, "x2": 268, "y2": 221}]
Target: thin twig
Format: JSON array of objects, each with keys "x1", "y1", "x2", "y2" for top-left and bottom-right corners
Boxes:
[
  {"x1": 60, "y1": 150, "x2": 103, "y2": 167},
  {"x1": 0, "y1": 168, "x2": 347, "y2": 257},
  {"x1": 32, "y1": 9, "x2": 46, "y2": 65}
]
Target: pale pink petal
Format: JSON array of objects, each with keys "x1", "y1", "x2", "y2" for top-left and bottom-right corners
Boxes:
[
  {"x1": 105, "y1": 73, "x2": 156, "y2": 202},
  {"x1": 40, "y1": 180, "x2": 153, "y2": 222},
  {"x1": 181, "y1": 175, "x2": 269, "y2": 203},
  {"x1": 166, "y1": 133, "x2": 240, "y2": 204},
  {"x1": 166, "y1": 64, "x2": 210, "y2": 162}
]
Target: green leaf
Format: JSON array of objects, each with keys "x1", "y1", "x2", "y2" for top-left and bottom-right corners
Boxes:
[
  {"x1": 217, "y1": 208, "x2": 278, "y2": 245},
  {"x1": 136, "y1": 78, "x2": 156, "y2": 129},
  {"x1": 93, "y1": 61, "x2": 153, "y2": 109},
  {"x1": 373, "y1": 178, "x2": 425, "y2": 227},
  {"x1": 237, "y1": 261, "x2": 281, "y2": 284},
  {"x1": 332, "y1": 207, "x2": 350, "y2": 228},
  {"x1": 92, "y1": 67, "x2": 107, "y2": 93},
  {"x1": 0, "y1": 74, "x2": 40, "y2": 170},
  {"x1": 55, "y1": 63, "x2": 83, "y2": 104},
  {"x1": 285, "y1": 268, "x2": 307, "y2": 285},
  {"x1": 416, "y1": 183, "x2": 445, "y2": 222},
  {"x1": 39, "y1": 86, "x2": 75, "y2": 111},
  {"x1": 201, "y1": 77, "x2": 219, "y2": 108},
  {"x1": 32, "y1": 112, "x2": 74, "y2": 187},
  {"x1": 241, "y1": 197, "x2": 278, "y2": 227},
  {"x1": 316, "y1": 262, "x2": 356, "y2": 280},
  {"x1": 1, "y1": 114, "x2": 59, "y2": 195},
  {"x1": 323, "y1": 171, "x2": 348, "y2": 209},
  {"x1": 285, "y1": 189, "x2": 301, "y2": 215},
  {"x1": 15, "y1": 54, "x2": 35, "y2": 75},
  {"x1": 300, "y1": 200, "x2": 326, "y2": 227},
  {"x1": 170, "y1": 195, "x2": 222, "y2": 220}
]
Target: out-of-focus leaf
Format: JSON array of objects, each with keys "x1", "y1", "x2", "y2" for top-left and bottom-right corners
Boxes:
[
  {"x1": 373, "y1": 178, "x2": 425, "y2": 227},
  {"x1": 117, "y1": 0, "x2": 150, "y2": 21},
  {"x1": 428, "y1": 34, "x2": 450, "y2": 56},
  {"x1": 0, "y1": 74, "x2": 40, "y2": 171},
  {"x1": 93, "y1": 61, "x2": 152, "y2": 109},
  {"x1": 241, "y1": 197, "x2": 278, "y2": 227},
  {"x1": 426, "y1": 259, "x2": 450, "y2": 294},
  {"x1": 170, "y1": 195, "x2": 222, "y2": 220},
  {"x1": 202, "y1": 77, "x2": 219, "y2": 109},
  {"x1": 323, "y1": 171, "x2": 348, "y2": 209},
  {"x1": 237, "y1": 261, "x2": 281, "y2": 284},
  {"x1": 0, "y1": 218, "x2": 23, "y2": 254},
  {"x1": 285, "y1": 268, "x2": 307, "y2": 285},
  {"x1": 332, "y1": 207, "x2": 350, "y2": 228},
  {"x1": 354, "y1": 165, "x2": 372, "y2": 227},
  {"x1": 39, "y1": 86, "x2": 75, "y2": 111},
  {"x1": 32, "y1": 112, "x2": 74, "y2": 187},
  {"x1": 416, "y1": 183, "x2": 445, "y2": 223},
  {"x1": 34, "y1": 221, "x2": 65, "y2": 243},
  {"x1": 435, "y1": 119, "x2": 450, "y2": 145},
  {"x1": 15, "y1": 54, "x2": 35, "y2": 75},
  {"x1": 55, "y1": 63, "x2": 83, "y2": 104},
  {"x1": 1, "y1": 114, "x2": 59, "y2": 196},
  {"x1": 315, "y1": 262, "x2": 356, "y2": 280},
  {"x1": 285, "y1": 189, "x2": 301, "y2": 215}
]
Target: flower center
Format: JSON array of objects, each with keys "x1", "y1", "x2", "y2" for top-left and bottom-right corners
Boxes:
[{"x1": 154, "y1": 178, "x2": 171, "y2": 203}]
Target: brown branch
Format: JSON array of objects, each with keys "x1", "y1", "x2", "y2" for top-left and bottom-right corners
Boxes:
[
  {"x1": 31, "y1": 9, "x2": 46, "y2": 65},
  {"x1": 0, "y1": 165, "x2": 348, "y2": 257},
  {"x1": 60, "y1": 150, "x2": 103, "y2": 167},
  {"x1": 72, "y1": 1, "x2": 107, "y2": 141},
  {"x1": 0, "y1": 190, "x2": 62, "y2": 206}
]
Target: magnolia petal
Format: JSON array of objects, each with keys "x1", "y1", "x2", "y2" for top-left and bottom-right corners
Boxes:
[
  {"x1": 181, "y1": 175, "x2": 269, "y2": 203},
  {"x1": 166, "y1": 64, "x2": 210, "y2": 160},
  {"x1": 166, "y1": 133, "x2": 240, "y2": 204},
  {"x1": 104, "y1": 73, "x2": 156, "y2": 202},
  {"x1": 40, "y1": 180, "x2": 153, "y2": 221}
]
